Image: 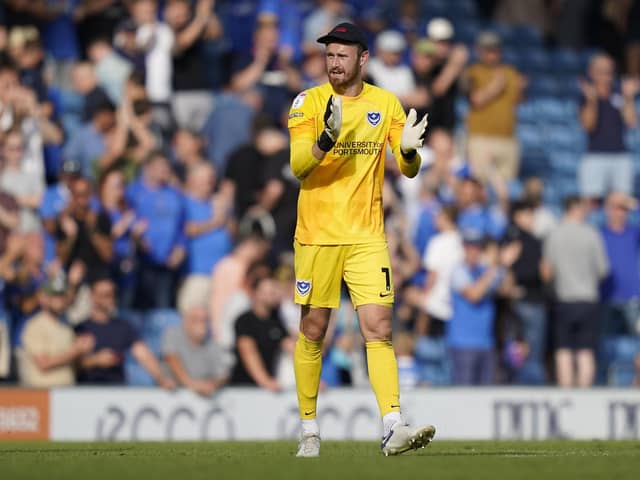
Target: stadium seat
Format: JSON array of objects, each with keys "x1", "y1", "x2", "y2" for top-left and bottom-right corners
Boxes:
[
  {"x1": 535, "y1": 97, "x2": 577, "y2": 123},
  {"x1": 414, "y1": 336, "x2": 450, "y2": 386},
  {"x1": 455, "y1": 98, "x2": 469, "y2": 121},
  {"x1": 510, "y1": 25, "x2": 543, "y2": 47},
  {"x1": 600, "y1": 336, "x2": 639, "y2": 387},
  {"x1": 550, "y1": 48, "x2": 584, "y2": 74},
  {"x1": 517, "y1": 123, "x2": 543, "y2": 151},
  {"x1": 527, "y1": 74, "x2": 562, "y2": 97},
  {"x1": 517, "y1": 101, "x2": 537, "y2": 123},
  {"x1": 544, "y1": 124, "x2": 585, "y2": 153},
  {"x1": 124, "y1": 309, "x2": 182, "y2": 386},
  {"x1": 521, "y1": 48, "x2": 552, "y2": 75},
  {"x1": 454, "y1": 20, "x2": 481, "y2": 45}
]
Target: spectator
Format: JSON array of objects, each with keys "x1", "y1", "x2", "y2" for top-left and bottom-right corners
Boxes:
[
  {"x1": 255, "y1": 125, "x2": 298, "y2": 262},
  {"x1": 600, "y1": 192, "x2": 640, "y2": 336},
  {"x1": 230, "y1": 17, "x2": 301, "y2": 123},
  {"x1": 165, "y1": 0, "x2": 222, "y2": 130},
  {"x1": 128, "y1": 151, "x2": 186, "y2": 310},
  {"x1": 55, "y1": 177, "x2": 113, "y2": 282},
  {"x1": 64, "y1": 99, "x2": 116, "y2": 179},
  {"x1": 210, "y1": 238, "x2": 271, "y2": 348},
  {"x1": 522, "y1": 176, "x2": 557, "y2": 239},
  {"x1": 8, "y1": 26, "x2": 46, "y2": 101},
  {"x1": 408, "y1": 205, "x2": 463, "y2": 337},
  {"x1": 419, "y1": 128, "x2": 465, "y2": 203},
  {"x1": 394, "y1": 331, "x2": 420, "y2": 388},
  {"x1": 86, "y1": 36, "x2": 133, "y2": 106},
  {"x1": 578, "y1": 53, "x2": 639, "y2": 199},
  {"x1": 75, "y1": 276, "x2": 175, "y2": 387},
  {"x1": 303, "y1": 0, "x2": 350, "y2": 54},
  {"x1": 0, "y1": 128, "x2": 43, "y2": 233},
  {"x1": 504, "y1": 200, "x2": 547, "y2": 384},
  {"x1": 130, "y1": 0, "x2": 175, "y2": 131},
  {"x1": 40, "y1": 158, "x2": 82, "y2": 263},
  {"x1": 455, "y1": 176, "x2": 508, "y2": 241},
  {"x1": 222, "y1": 115, "x2": 277, "y2": 221},
  {"x1": 162, "y1": 303, "x2": 232, "y2": 396},
  {"x1": 422, "y1": 18, "x2": 469, "y2": 133},
  {"x1": 180, "y1": 162, "x2": 232, "y2": 313},
  {"x1": 2, "y1": 232, "x2": 47, "y2": 348},
  {"x1": 41, "y1": 0, "x2": 81, "y2": 87},
  {"x1": 448, "y1": 230, "x2": 519, "y2": 385},
  {"x1": 367, "y1": 30, "x2": 417, "y2": 102},
  {"x1": 171, "y1": 127, "x2": 208, "y2": 183},
  {"x1": 542, "y1": 196, "x2": 609, "y2": 387},
  {"x1": 18, "y1": 272, "x2": 94, "y2": 387},
  {"x1": 98, "y1": 167, "x2": 138, "y2": 309},
  {"x1": 230, "y1": 269, "x2": 294, "y2": 390},
  {"x1": 465, "y1": 31, "x2": 525, "y2": 183},
  {"x1": 70, "y1": 61, "x2": 112, "y2": 124}
]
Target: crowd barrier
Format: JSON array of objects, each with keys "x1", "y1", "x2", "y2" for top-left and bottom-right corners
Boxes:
[{"x1": 1, "y1": 387, "x2": 639, "y2": 441}]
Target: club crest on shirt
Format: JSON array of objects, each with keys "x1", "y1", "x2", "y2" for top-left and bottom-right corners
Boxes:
[
  {"x1": 367, "y1": 111, "x2": 381, "y2": 126},
  {"x1": 292, "y1": 92, "x2": 307, "y2": 109},
  {"x1": 296, "y1": 280, "x2": 311, "y2": 297}
]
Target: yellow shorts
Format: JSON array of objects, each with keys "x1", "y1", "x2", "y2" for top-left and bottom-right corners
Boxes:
[{"x1": 293, "y1": 240, "x2": 394, "y2": 308}]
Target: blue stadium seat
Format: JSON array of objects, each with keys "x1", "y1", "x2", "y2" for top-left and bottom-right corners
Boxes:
[
  {"x1": 551, "y1": 48, "x2": 584, "y2": 74},
  {"x1": 600, "y1": 336, "x2": 639, "y2": 386},
  {"x1": 414, "y1": 336, "x2": 450, "y2": 386},
  {"x1": 124, "y1": 309, "x2": 182, "y2": 386},
  {"x1": 517, "y1": 123, "x2": 543, "y2": 151},
  {"x1": 454, "y1": 19, "x2": 481, "y2": 45},
  {"x1": 533, "y1": 97, "x2": 576, "y2": 124},
  {"x1": 521, "y1": 48, "x2": 552, "y2": 74},
  {"x1": 527, "y1": 74, "x2": 562, "y2": 97},
  {"x1": 517, "y1": 101, "x2": 537, "y2": 123},
  {"x1": 544, "y1": 124, "x2": 585, "y2": 153},
  {"x1": 447, "y1": 0, "x2": 477, "y2": 18},
  {"x1": 510, "y1": 25, "x2": 543, "y2": 47},
  {"x1": 548, "y1": 150, "x2": 578, "y2": 176}
]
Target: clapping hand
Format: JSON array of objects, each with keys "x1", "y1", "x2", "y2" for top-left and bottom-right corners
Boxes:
[{"x1": 400, "y1": 109, "x2": 428, "y2": 155}]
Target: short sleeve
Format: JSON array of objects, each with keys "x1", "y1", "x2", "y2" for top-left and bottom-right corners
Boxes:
[
  {"x1": 288, "y1": 90, "x2": 316, "y2": 134},
  {"x1": 234, "y1": 312, "x2": 254, "y2": 339},
  {"x1": 451, "y1": 264, "x2": 472, "y2": 292},
  {"x1": 424, "y1": 238, "x2": 438, "y2": 271},
  {"x1": 161, "y1": 325, "x2": 180, "y2": 356},
  {"x1": 122, "y1": 321, "x2": 141, "y2": 350}
]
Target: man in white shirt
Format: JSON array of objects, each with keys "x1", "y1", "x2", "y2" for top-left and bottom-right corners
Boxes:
[
  {"x1": 422, "y1": 205, "x2": 463, "y2": 329},
  {"x1": 366, "y1": 30, "x2": 416, "y2": 102}
]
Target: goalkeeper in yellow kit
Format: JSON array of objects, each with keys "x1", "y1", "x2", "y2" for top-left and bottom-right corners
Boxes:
[{"x1": 288, "y1": 23, "x2": 435, "y2": 457}]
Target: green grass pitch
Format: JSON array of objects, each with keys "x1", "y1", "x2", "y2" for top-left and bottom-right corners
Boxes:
[{"x1": 1, "y1": 441, "x2": 639, "y2": 480}]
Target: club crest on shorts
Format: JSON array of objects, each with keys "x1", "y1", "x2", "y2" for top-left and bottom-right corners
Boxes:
[
  {"x1": 367, "y1": 111, "x2": 381, "y2": 126},
  {"x1": 296, "y1": 280, "x2": 311, "y2": 297}
]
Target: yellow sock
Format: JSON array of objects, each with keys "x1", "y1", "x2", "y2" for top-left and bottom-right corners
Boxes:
[
  {"x1": 366, "y1": 340, "x2": 401, "y2": 417},
  {"x1": 294, "y1": 332, "x2": 323, "y2": 419}
]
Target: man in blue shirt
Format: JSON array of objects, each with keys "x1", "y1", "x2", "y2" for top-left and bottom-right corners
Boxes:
[
  {"x1": 63, "y1": 100, "x2": 115, "y2": 179},
  {"x1": 448, "y1": 229, "x2": 518, "y2": 385},
  {"x1": 128, "y1": 152, "x2": 186, "y2": 310},
  {"x1": 179, "y1": 162, "x2": 232, "y2": 312},
  {"x1": 456, "y1": 177, "x2": 507, "y2": 240},
  {"x1": 600, "y1": 192, "x2": 640, "y2": 336}
]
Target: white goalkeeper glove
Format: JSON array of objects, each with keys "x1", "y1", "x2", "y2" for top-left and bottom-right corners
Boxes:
[
  {"x1": 317, "y1": 95, "x2": 342, "y2": 152},
  {"x1": 400, "y1": 108, "x2": 428, "y2": 158}
]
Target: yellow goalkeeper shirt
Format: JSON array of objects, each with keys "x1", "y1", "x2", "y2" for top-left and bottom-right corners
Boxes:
[{"x1": 288, "y1": 82, "x2": 421, "y2": 245}]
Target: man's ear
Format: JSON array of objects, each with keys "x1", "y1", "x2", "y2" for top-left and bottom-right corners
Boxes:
[{"x1": 359, "y1": 49, "x2": 369, "y2": 67}]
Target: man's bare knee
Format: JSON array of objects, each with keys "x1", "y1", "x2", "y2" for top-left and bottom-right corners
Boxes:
[{"x1": 300, "y1": 307, "x2": 330, "y2": 341}]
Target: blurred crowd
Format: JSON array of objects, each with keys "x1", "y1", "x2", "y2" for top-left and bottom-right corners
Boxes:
[{"x1": 0, "y1": 0, "x2": 639, "y2": 394}]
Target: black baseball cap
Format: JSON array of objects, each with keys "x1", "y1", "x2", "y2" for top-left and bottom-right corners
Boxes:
[{"x1": 317, "y1": 22, "x2": 368, "y2": 51}]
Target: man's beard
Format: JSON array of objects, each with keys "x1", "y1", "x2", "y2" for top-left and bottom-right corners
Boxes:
[{"x1": 328, "y1": 65, "x2": 359, "y2": 89}]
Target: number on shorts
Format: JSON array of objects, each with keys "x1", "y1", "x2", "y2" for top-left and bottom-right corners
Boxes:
[{"x1": 381, "y1": 267, "x2": 391, "y2": 292}]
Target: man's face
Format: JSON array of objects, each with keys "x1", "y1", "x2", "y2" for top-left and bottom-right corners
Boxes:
[
  {"x1": 590, "y1": 56, "x2": 614, "y2": 87},
  {"x1": 70, "y1": 179, "x2": 92, "y2": 214},
  {"x1": 48, "y1": 293, "x2": 68, "y2": 316},
  {"x1": 92, "y1": 280, "x2": 117, "y2": 315},
  {"x1": 253, "y1": 277, "x2": 282, "y2": 310},
  {"x1": 325, "y1": 43, "x2": 367, "y2": 90},
  {"x1": 464, "y1": 242, "x2": 484, "y2": 266},
  {"x1": 479, "y1": 47, "x2": 501, "y2": 66},
  {"x1": 184, "y1": 306, "x2": 209, "y2": 344}
]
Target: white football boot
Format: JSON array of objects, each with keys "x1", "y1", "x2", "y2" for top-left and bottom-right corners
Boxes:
[
  {"x1": 380, "y1": 422, "x2": 436, "y2": 456},
  {"x1": 296, "y1": 432, "x2": 321, "y2": 457}
]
